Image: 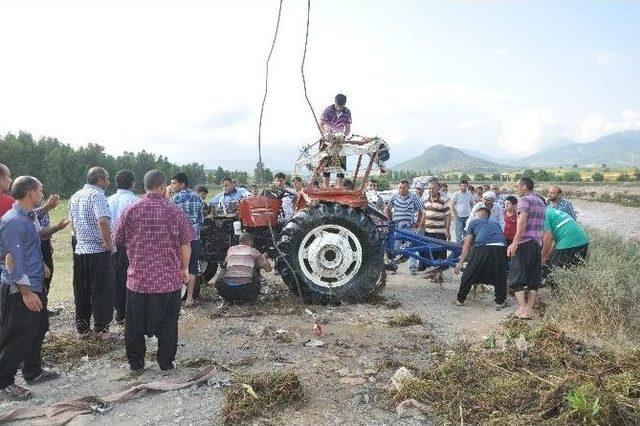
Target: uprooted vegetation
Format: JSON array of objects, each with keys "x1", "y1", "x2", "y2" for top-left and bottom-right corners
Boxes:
[
  {"x1": 545, "y1": 229, "x2": 640, "y2": 348},
  {"x1": 392, "y1": 230, "x2": 640, "y2": 424},
  {"x1": 393, "y1": 321, "x2": 640, "y2": 424},
  {"x1": 388, "y1": 313, "x2": 423, "y2": 327},
  {"x1": 42, "y1": 333, "x2": 123, "y2": 366},
  {"x1": 222, "y1": 371, "x2": 304, "y2": 424}
]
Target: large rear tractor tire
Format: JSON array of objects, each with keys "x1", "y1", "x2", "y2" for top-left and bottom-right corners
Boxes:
[{"x1": 276, "y1": 203, "x2": 386, "y2": 304}]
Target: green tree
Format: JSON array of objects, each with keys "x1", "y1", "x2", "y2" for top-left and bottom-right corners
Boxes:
[
  {"x1": 473, "y1": 173, "x2": 487, "y2": 181},
  {"x1": 616, "y1": 173, "x2": 631, "y2": 182},
  {"x1": 591, "y1": 172, "x2": 605, "y2": 182},
  {"x1": 253, "y1": 161, "x2": 273, "y2": 184},
  {"x1": 562, "y1": 171, "x2": 582, "y2": 182},
  {"x1": 491, "y1": 173, "x2": 501, "y2": 181},
  {"x1": 459, "y1": 173, "x2": 470, "y2": 182}
]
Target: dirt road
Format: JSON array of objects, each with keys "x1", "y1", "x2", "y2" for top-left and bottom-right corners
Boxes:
[
  {"x1": 1, "y1": 200, "x2": 637, "y2": 424},
  {"x1": 1, "y1": 266, "x2": 511, "y2": 425}
]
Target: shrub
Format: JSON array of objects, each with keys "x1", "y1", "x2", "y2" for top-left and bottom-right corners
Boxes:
[
  {"x1": 591, "y1": 172, "x2": 605, "y2": 182},
  {"x1": 546, "y1": 229, "x2": 640, "y2": 348}
]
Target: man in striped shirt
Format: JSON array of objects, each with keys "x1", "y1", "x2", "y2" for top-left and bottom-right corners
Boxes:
[
  {"x1": 386, "y1": 180, "x2": 423, "y2": 230},
  {"x1": 386, "y1": 180, "x2": 424, "y2": 275},
  {"x1": 421, "y1": 181, "x2": 451, "y2": 282}
]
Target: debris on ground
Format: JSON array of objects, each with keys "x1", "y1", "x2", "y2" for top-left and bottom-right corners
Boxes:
[
  {"x1": 391, "y1": 321, "x2": 640, "y2": 424},
  {"x1": 388, "y1": 313, "x2": 423, "y2": 327},
  {"x1": 222, "y1": 371, "x2": 303, "y2": 424},
  {"x1": 391, "y1": 367, "x2": 415, "y2": 392},
  {"x1": 303, "y1": 339, "x2": 326, "y2": 348},
  {"x1": 181, "y1": 357, "x2": 214, "y2": 368},
  {"x1": 42, "y1": 333, "x2": 123, "y2": 366}
]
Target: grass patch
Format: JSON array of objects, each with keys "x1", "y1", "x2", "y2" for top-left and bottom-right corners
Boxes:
[
  {"x1": 42, "y1": 332, "x2": 122, "y2": 365},
  {"x1": 388, "y1": 313, "x2": 423, "y2": 327},
  {"x1": 545, "y1": 229, "x2": 640, "y2": 348},
  {"x1": 392, "y1": 321, "x2": 640, "y2": 424},
  {"x1": 222, "y1": 371, "x2": 303, "y2": 424}
]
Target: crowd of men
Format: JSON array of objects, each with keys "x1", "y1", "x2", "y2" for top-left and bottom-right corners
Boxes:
[
  {"x1": 383, "y1": 175, "x2": 589, "y2": 319},
  {"x1": 0, "y1": 92, "x2": 590, "y2": 400}
]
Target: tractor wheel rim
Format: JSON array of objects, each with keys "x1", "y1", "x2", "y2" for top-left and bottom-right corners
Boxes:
[{"x1": 298, "y1": 224, "x2": 363, "y2": 288}]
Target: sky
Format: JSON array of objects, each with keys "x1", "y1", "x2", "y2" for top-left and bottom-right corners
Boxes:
[{"x1": 1, "y1": 0, "x2": 639, "y2": 171}]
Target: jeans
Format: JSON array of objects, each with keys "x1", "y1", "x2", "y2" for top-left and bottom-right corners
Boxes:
[
  {"x1": 409, "y1": 229, "x2": 426, "y2": 272},
  {"x1": 455, "y1": 216, "x2": 469, "y2": 243}
]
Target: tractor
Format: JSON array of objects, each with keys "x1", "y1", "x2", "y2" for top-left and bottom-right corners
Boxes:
[{"x1": 236, "y1": 135, "x2": 391, "y2": 304}]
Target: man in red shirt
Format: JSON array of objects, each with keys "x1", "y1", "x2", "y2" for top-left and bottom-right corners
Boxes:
[
  {"x1": 0, "y1": 164, "x2": 14, "y2": 218},
  {"x1": 114, "y1": 170, "x2": 194, "y2": 372}
]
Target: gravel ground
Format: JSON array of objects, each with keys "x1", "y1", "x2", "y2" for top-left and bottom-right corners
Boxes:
[
  {"x1": 0, "y1": 200, "x2": 636, "y2": 425},
  {"x1": 0, "y1": 267, "x2": 508, "y2": 426}
]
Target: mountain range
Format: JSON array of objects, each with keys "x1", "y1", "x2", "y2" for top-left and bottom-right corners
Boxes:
[
  {"x1": 392, "y1": 130, "x2": 640, "y2": 172},
  {"x1": 393, "y1": 144, "x2": 509, "y2": 173}
]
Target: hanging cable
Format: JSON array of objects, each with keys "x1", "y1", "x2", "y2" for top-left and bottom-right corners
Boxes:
[
  {"x1": 301, "y1": 0, "x2": 323, "y2": 138},
  {"x1": 257, "y1": 0, "x2": 284, "y2": 166}
]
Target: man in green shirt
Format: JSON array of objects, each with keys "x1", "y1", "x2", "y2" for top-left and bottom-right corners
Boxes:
[{"x1": 541, "y1": 206, "x2": 589, "y2": 272}]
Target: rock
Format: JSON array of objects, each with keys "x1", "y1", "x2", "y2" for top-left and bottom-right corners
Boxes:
[
  {"x1": 396, "y1": 398, "x2": 430, "y2": 421},
  {"x1": 339, "y1": 377, "x2": 366, "y2": 386},
  {"x1": 364, "y1": 369, "x2": 377, "y2": 375},
  {"x1": 336, "y1": 368, "x2": 351, "y2": 377},
  {"x1": 391, "y1": 367, "x2": 414, "y2": 391},
  {"x1": 303, "y1": 339, "x2": 326, "y2": 347}
]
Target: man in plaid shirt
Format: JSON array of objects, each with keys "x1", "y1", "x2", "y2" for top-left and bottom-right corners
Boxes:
[
  {"x1": 116, "y1": 170, "x2": 194, "y2": 372},
  {"x1": 68, "y1": 167, "x2": 115, "y2": 340},
  {"x1": 167, "y1": 172, "x2": 203, "y2": 307}
]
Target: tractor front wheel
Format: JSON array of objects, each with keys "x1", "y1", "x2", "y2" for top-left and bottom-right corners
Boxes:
[{"x1": 276, "y1": 203, "x2": 385, "y2": 304}]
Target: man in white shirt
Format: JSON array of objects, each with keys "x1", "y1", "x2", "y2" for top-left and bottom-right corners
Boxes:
[
  {"x1": 450, "y1": 180, "x2": 475, "y2": 243},
  {"x1": 107, "y1": 170, "x2": 138, "y2": 324}
]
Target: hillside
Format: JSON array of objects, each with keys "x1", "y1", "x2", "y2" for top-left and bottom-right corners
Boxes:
[
  {"x1": 518, "y1": 130, "x2": 640, "y2": 167},
  {"x1": 393, "y1": 144, "x2": 508, "y2": 173}
]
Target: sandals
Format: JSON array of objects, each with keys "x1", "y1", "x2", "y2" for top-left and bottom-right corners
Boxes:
[{"x1": 1, "y1": 384, "x2": 32, "y2": 400}]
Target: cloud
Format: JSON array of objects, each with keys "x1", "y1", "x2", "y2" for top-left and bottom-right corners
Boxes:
[
  {"x1": 578, "y1": 110, "x2": 640, "y2": 142},
  {"x1": 199, "y1": 108, "x2": 253, "y2": 129},
  {"x1": 453, "y1": 118, "x2": 487, "y2": 129},
  {"x1": 593, "y1": 50, "x2": 629, "y2": 65},
  {"x1": 496, "y1": 109, "x2": 565, "y2": 157}
]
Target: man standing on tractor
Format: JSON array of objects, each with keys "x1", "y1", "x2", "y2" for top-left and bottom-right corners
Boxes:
[{"x1": 320, "y1": 94, "x2": 352, "y2": 189}]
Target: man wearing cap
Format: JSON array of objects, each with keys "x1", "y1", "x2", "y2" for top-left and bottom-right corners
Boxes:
[{"x1": 465, "y1": 191, "x2": 505, "y2": 231}]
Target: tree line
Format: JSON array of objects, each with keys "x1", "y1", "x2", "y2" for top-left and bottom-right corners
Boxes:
[{"x1": 0, "y1": 132, "x2": 206, "y2": 198}]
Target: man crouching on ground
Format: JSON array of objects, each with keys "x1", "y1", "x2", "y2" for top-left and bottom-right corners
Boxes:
[
  {"x1": 215, "y1": 232, "x2": 272, "y2": 304},
  {"x1": 0, "y1": 177, "x2": 59, "y2": 400},
  {"x1": 454, "y1": 207, "x2": 509, "y2": 311},
  {"x1": 115, "y1": 170, "x2": 194, "y2": 373}
]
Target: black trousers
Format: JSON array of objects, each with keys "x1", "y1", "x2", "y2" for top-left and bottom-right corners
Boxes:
[
  {"x1": 112, "y1": 248, "x2": 129, "y2": 323},
  {"x1": 125, "y1": 289, "x2": 181, "y2": 371},
  {"x1": 215, "y1": 267, "x2": 261, "y2": 303},
  {"x1": 41, "y1": 240, "x2": 54, "y2": 295},
  {"x1": 73, "y1": 251, "x2": 114, "y2": 334},
  {"x1": 0, "y1": 286, "x2": 49, "y2": 388},
  {"x1": 457, "y1": 245, "x2": 508, "y2": 304}
]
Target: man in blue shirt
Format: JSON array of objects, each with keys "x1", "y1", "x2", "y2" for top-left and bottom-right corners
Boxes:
[
  {"x1": 209, "y1": 177, "x2": 250, "y2": 214},
  {"x1": 69, "y1": 167, "x2": 115, "y2": 340},
  {"x1": 454, "y1": 207, "x2": 509, "y2": 310},
  {"x1": 168, "y1": 172, "x2": 203, "y2": 307},
  {"x1": 0, "y1": 176, "x2": 59, "y2": 400},
  {"x1": 107, "y1": 170, "x2": 138, "y2": 324}
]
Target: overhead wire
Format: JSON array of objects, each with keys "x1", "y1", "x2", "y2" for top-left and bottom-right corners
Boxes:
[{"x1": 257, "y1": 0, "x2": 284, "y2": 166}]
